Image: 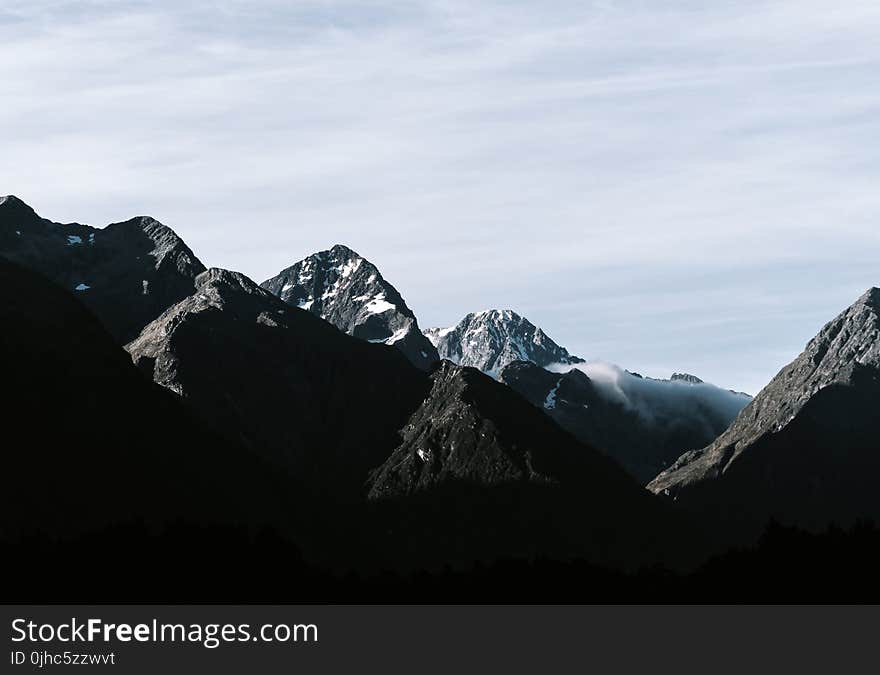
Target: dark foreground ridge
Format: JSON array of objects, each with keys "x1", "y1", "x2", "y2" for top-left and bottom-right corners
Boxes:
[
  {"x1": 5, "y1": 520, "x2": 880, "y2": 602},
  {"x1": 0, "y1": 257, "x2": 289, "y2": 541}
]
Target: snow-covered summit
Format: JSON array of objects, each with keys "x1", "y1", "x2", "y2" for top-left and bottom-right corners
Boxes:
[
  {"x1": 424, "y1": 309, "x2": 584, "y2": 377},
  {"x1": 261, "y1": 244, "x2": 439, "y2": 370}
]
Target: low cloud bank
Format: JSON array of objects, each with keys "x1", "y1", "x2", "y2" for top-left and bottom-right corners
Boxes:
[{"x1": 549, "y1": 361, "x2": 751, "y2": 432}]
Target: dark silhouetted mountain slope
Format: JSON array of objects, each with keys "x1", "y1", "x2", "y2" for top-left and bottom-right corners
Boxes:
[
  {"x1": 0, "y1": 257, "x2": 283, "y2": 541},
  {"x1": 128, "y1": 269, "x2": 697, "y2": 570}
]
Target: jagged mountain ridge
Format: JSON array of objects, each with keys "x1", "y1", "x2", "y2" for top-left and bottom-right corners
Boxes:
[
  {"x1": 127, "y1": 266, "x2": 429, "y2": 500},
  {"x1": 126, "y1": 264, "x2": 696, "y2": 569},
  {"x1": 2, "y1": 247, "x2": 701, "y2": 583},
  {"x1": 0, "y1": 196, "x2": 205, "y2": 343},
  {"x1": 500, "y1": 361, "x2": 750, "y2": 484},
  {"x1": 424, "y1": 309, "x2": 584, "y2": 376},
  {"x1": 648, "y1": 287, "x2": 880, "y2": 539},
  {"x1": 261, "y1": 244, "x2": 439, "y2": 370}
]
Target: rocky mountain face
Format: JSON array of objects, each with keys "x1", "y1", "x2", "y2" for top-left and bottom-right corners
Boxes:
[
  {"x1": 363, "y1": 360, "x2": 695, "y2": 570},
  {"x1": 500, "y1": 361, "x2": 749, "y2": 484},
  {"x1": 127, "y1": 267, "x2": 429, "y2": 500},
  {"x1": 424, "y1": 309, "x2": 584, "y2": 377},
  {"x1": 648, "y1": 287, "x2": 880, "y2": 540},
  {"x1": 0, "y1": 196, "x2": 205, "y2": 343},
  {"x1": 0, "y1": 257, "x2": 285, "y2": 541},
  {"x1": 261, "y1": 244, "x2": 439, "y2": 370},
  {"x1": 424, "y1": 308, "x2": 749, "y2": 483},
  {"x1": 126, "y1": 267, "x2": 695, "y2": 570},
  {"x1": 368, "y1": 361, "x2": 601, "y2": 498}
]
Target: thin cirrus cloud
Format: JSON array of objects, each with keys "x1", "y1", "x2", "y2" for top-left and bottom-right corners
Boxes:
[{"x1": 2, "y1": 1, "x2": 879, "y2": 394}]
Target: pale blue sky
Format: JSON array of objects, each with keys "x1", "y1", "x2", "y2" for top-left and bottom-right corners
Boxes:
[{"x1": 2, "y1": 1, "x2": 879, "y2": 394}]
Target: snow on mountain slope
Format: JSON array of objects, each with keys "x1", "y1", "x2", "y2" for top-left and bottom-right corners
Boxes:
[
  {"x1": 262, "y1": 244, "x2": 438, "y2": 370},
  {"x1": 424, "y1": 309, "x2": 584, "y2": 377}
]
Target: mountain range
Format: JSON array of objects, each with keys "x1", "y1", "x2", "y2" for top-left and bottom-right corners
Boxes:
[
  {"x1": 127, "y1": 266, "x2": 428, "y2": 501},
  {"x1": 3, "y1": 195, "x2": 880, "y2": 592},
  {"x1": 1, "y1": 197, "x2": 694, "y2": 574},
  {"x1": 122, "y1": 264, "x2": 687, "y2": 570}
]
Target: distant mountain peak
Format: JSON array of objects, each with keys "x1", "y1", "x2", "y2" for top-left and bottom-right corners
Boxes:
[
  {"x1": 671, "y1": 373, "x2": 704, "y2": 384},
  {"x1": 105, "y1": 216, "x2": 203, "y2": 276},
  {"x1": 328, "y1": 242, "x2": 357, "y2": 255},
  {"x1": 424, "y1": 309, "x2": 584, "y2": 377},
  {"x1": 474, "y1": 308, "x2": 518, "y2": 319},
  {"x1": 261, "y1": 245, "x2": 439, "y2": 370},
  {"x1": 0, "y1": 199, "x2": 205, "y2": 343}
]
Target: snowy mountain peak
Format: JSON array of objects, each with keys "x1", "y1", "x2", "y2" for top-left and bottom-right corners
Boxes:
[
  {"x1": 424, "y1": 309, "x2": 584, "y2": 377},
  {"x1": 671, "y1": 373, "x2": 704, "y2": 385},
  {"x1": 261, "y1": 245, "x2": 439, "y2": 370},
  {"x1": 474, "y1": 308, "x2": 517, "y2": 320}
]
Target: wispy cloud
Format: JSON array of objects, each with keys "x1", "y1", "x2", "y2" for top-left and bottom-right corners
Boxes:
[{"x1": 2, "y1": 1, "x2": 879, "y2": 393}]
